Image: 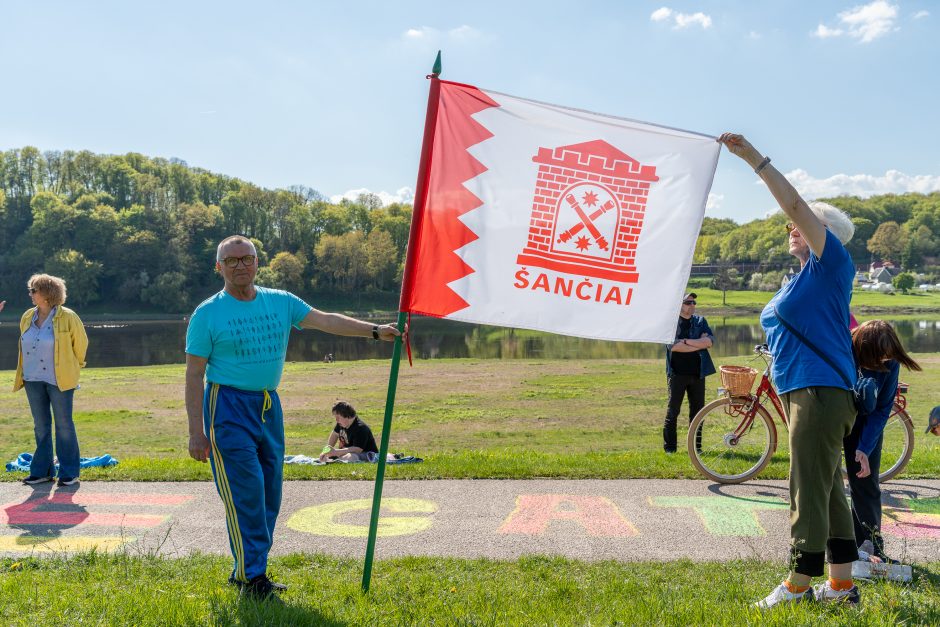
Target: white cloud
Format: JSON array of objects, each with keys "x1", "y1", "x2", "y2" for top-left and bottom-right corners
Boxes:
[
  {"x1": 781, "y1": 169, "x2": 940, "y2": 198},
  {"x1": 401, "y1": 25, "x2": 483, "y2": 44},
  {"x1": 650, "y1": 7, "x2": 673, "y2": 22},
  {"x1": 914, "y1": 10, "x2": 929, "y2": 19},
  {"x1": 747, "y1": 31, "x2": 762, "y2": 39},
  {"x1": 675, "y1": 12, "x2": 712, "y2": 29},
  {"x1": 814, "y1": 1, "x2": 899, "y2": 43},
  {"x1": 840, "y1": 0, "x2": 899, "y2": 41},
  {"x1": 404, "y1": 27, "x2": 431, "y2": 39},
  {"x1": 814, "y1": 24, "x2": 844, "y2": 38},
  {"x1": 330, "y1": 187, "x2": 415, "y2": 206},
  {"x1": 650, "y1": 7, "x2": 712, "y2": 30},
  {"x1": 706, "y1": 193, "x2": 724, "y2": 211}
]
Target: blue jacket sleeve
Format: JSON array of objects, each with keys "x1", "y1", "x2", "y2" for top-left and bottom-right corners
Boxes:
[
  {"x1": 857, "y1": 361, "x2": 900, "y2": 457},
  {"x1": 699, "y1": 317, "x2": 715, "y2": 341}
]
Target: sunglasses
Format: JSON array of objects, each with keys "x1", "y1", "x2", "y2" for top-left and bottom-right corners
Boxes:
[
  {"x1": 220, "y1": 255, "x2": 256, "y2": 268},
  {"x1": 683, "y1": 299, "x2": 696, "y2": 306}
]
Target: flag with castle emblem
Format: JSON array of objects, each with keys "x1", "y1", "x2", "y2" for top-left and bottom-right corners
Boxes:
[{"x1": 399, "y1": 78, "x2": 720, "y2": 343}]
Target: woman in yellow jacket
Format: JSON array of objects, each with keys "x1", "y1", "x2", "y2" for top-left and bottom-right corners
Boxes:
[{"x1": 14, "y1": 274, "x2": 88, "y2": 487}]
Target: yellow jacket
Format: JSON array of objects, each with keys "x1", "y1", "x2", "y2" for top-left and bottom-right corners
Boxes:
[{"x1": 13, "y1": 306, "x2": 89, "y2": 392}]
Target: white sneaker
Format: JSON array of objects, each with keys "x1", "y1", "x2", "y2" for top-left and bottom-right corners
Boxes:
[
  {"x1": 754, "y1": 582, "x2": 815, "y2": 609},
  {"x1": 22, "y1": 475, "x2": 54, "y2": 485},
  {"x1": 813, "y1": 580, "x2": 860, "y2": 605}
]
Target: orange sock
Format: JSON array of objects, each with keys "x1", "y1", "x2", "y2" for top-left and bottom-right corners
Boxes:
[
  {"x1": 784, "y1": 580, "x2": 809, "y2": 593},
  {"x1": 829, "y1": 577, "x2": 854, "y2": 591}
]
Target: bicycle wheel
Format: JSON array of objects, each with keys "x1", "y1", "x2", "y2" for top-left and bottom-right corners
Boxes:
[
  {"x1": 688, "y1": 396, "x2": 778, "y2": 484},
  {"x1": 879, "y1": 407, "x2": 914, "y2": 482}
]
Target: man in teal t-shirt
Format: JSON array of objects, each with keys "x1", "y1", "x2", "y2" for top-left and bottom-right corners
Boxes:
[{"x1": 184, "y1": 235, "x2": 402, "y2": 601}]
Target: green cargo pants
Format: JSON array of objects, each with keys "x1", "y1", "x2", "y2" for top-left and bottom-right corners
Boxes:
[{"x1": 783, "y1": 386, "x2": 859, "y2": 576}]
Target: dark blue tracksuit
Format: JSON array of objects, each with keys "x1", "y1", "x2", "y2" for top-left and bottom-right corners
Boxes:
[{"x1": 204, "y1": 383, "x2": 284, "y2": 583}]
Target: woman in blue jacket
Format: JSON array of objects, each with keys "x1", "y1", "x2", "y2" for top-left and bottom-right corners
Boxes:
[{"x1": 845, "y1": 320, "x2": 921, "y2": 561}]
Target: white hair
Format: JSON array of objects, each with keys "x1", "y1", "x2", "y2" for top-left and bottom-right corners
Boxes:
[
  {"x1": 808, "y1": 201, "x2": 854, "y2": 244},
  {"x1": 216, "y1": 236, "x2": 257, "y2": 261}
]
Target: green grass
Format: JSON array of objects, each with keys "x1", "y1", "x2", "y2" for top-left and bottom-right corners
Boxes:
[
  {"x1": 3, "y1": 357, "x2": 939, "y2": 481},
  {"x1": 0, "y1": 553, "x2": 937, "y2": 625}
]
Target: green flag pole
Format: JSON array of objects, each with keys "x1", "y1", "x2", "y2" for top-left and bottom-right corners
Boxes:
[
  {"x1": 360, "y1": 310, "x2": 407, "y2": 593},
  {"x1": 361, "y1": 51, "x2": 442, "y2": 593}
]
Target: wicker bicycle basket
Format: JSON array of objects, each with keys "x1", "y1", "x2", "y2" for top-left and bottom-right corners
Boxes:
[{"x1": 719, "y1": 365, "x2": 758, "y2": 396}]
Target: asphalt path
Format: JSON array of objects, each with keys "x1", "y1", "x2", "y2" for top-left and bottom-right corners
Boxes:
[{"x1": 1, "y1": 479, "x2": 939, "y2": 563}]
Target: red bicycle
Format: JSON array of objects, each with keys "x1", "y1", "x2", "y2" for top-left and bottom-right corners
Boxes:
[{"x1": 688, "y1": 345, "x2": 915, "y2": 484}]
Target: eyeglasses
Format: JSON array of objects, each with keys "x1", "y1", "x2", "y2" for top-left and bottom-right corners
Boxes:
[
  {"x1": 27, "y1": 288, "x2": 38, "y2": 294},
  {"x1": 220, "y1": 255, "x2": 256, "y2": 268},
  {"x1": 682, "y1": 299, "x2": 696, "y2": 306}
]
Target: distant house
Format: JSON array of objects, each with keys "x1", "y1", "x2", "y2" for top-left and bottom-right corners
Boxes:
[
  {"x1": 870, "y1": 266, "x2": 898, "y2": 285},
  {"x1": 780, "y1": 268, "x2": 796, "y2": 288}
]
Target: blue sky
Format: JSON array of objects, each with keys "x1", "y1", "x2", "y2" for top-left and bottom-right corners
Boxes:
[{"x1": 2, "y1": 1, "x2": 937, "y2": 222}]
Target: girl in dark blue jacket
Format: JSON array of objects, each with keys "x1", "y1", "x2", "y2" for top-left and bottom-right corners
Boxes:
[{"x1": 845, "y1": 320, "x2": 921, "y2": 562}]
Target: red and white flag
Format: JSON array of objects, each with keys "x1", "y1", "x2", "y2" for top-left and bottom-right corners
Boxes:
[{"x1": 400, "y1": 79, "x2": 720, "y2": 343}]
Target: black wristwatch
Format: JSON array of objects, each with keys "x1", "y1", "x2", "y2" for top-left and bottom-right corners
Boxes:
[{"x1": 372, "y1": 325, "x2": 379, "y2": 340}]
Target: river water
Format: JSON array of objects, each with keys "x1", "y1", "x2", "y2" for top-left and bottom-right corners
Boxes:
[{"x1": 2, "y1": 316, "x2": 940, "y2": 369}]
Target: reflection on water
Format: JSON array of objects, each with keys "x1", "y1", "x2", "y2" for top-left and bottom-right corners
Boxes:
[{"x1": 1, "y1": 316, "x2": 939, "y2": 368}]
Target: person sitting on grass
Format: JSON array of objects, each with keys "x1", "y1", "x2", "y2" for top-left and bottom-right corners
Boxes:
[{"x1": 319, "y1": 401, "x2": 378, "y2": 462}]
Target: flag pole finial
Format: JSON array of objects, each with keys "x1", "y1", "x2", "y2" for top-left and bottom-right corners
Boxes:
[{"x1": 431, "y1": 50, "x2": 442, "y2": 77}]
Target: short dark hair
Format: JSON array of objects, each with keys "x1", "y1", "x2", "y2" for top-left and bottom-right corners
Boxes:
[{"x1": 332, "y1": 401, "x2": 357, "y2": 419}]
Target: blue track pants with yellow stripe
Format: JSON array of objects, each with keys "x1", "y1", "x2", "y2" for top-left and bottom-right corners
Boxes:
[{"x1": 204, "y1": 383, "x2": 284, "y2": 583}]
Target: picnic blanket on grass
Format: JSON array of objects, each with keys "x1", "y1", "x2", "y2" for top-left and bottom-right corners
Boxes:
[
  {"x1": 284, "y1": 453, "x2": 423, "y2": 466},
  {"x1": 5, "y1": 452, "x2": 119, "y2": 472}
]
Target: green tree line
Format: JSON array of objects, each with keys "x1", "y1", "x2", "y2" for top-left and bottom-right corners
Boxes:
[
  {"x1": 0, "y1": 147, "x2": 412, "y2": 312},
  {"x1": 695, "y1": 192, "x2": 940, "y2": 273},
  {"x1": 3, "y1": 147, "x2": 939, "y2": 313}
]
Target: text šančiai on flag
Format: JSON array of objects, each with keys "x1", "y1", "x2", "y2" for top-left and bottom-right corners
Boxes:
[{"x1": 400, "y1": 80, "x2": 720, "y2": 343}]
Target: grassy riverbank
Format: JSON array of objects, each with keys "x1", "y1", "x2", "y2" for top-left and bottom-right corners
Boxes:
[
  {"x1": 689, "y1": 287, "x2": 940, "y2": 315},
  {"x1": 2, "y1": 358, "x2": 939, "y2": 481},
  {"x1": 2, "y1": 287, "x2": 939, "y2": 323},
  {"x1": 1, "y1": 553, "x2": 937, "y2": 625}
]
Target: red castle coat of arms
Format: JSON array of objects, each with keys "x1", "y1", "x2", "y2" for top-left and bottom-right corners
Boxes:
[{"x1": 516, "y1": 140, "x2": 660, "y2": 283}]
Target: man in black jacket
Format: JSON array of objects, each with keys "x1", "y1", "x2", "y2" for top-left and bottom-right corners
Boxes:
[{"x1": 662, "y1": 292, "x2": 715, "y2": 452}]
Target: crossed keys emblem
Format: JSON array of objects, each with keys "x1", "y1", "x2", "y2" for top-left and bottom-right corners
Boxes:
[{"x1": 557, "y1": 190, "x2": 618, "y2": 252}]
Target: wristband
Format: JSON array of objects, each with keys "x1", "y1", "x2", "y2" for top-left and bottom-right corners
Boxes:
[
  {"x1": 754, "y1": 156, "x2": 771, "y2": 174},
  {"x1": 372, "y1": 325, "x2": 379, "y2": 340},
  {"x1": 321, "y1": 445, "x2": 333, "y2": 455}
]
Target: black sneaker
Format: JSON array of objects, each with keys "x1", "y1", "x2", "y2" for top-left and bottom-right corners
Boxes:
[
  {"x1": 23, "y1": 475, "x2": 54, "y2": 485},
  {"x1": 229, "y1": 574, "x2": 287, "y2": 591},
  {"x1": 240, "y1": 574, "x2": 287, "y2": 600},
  {"x1": 57, "y1": 477, "x2": 79, "y2": 487}
]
